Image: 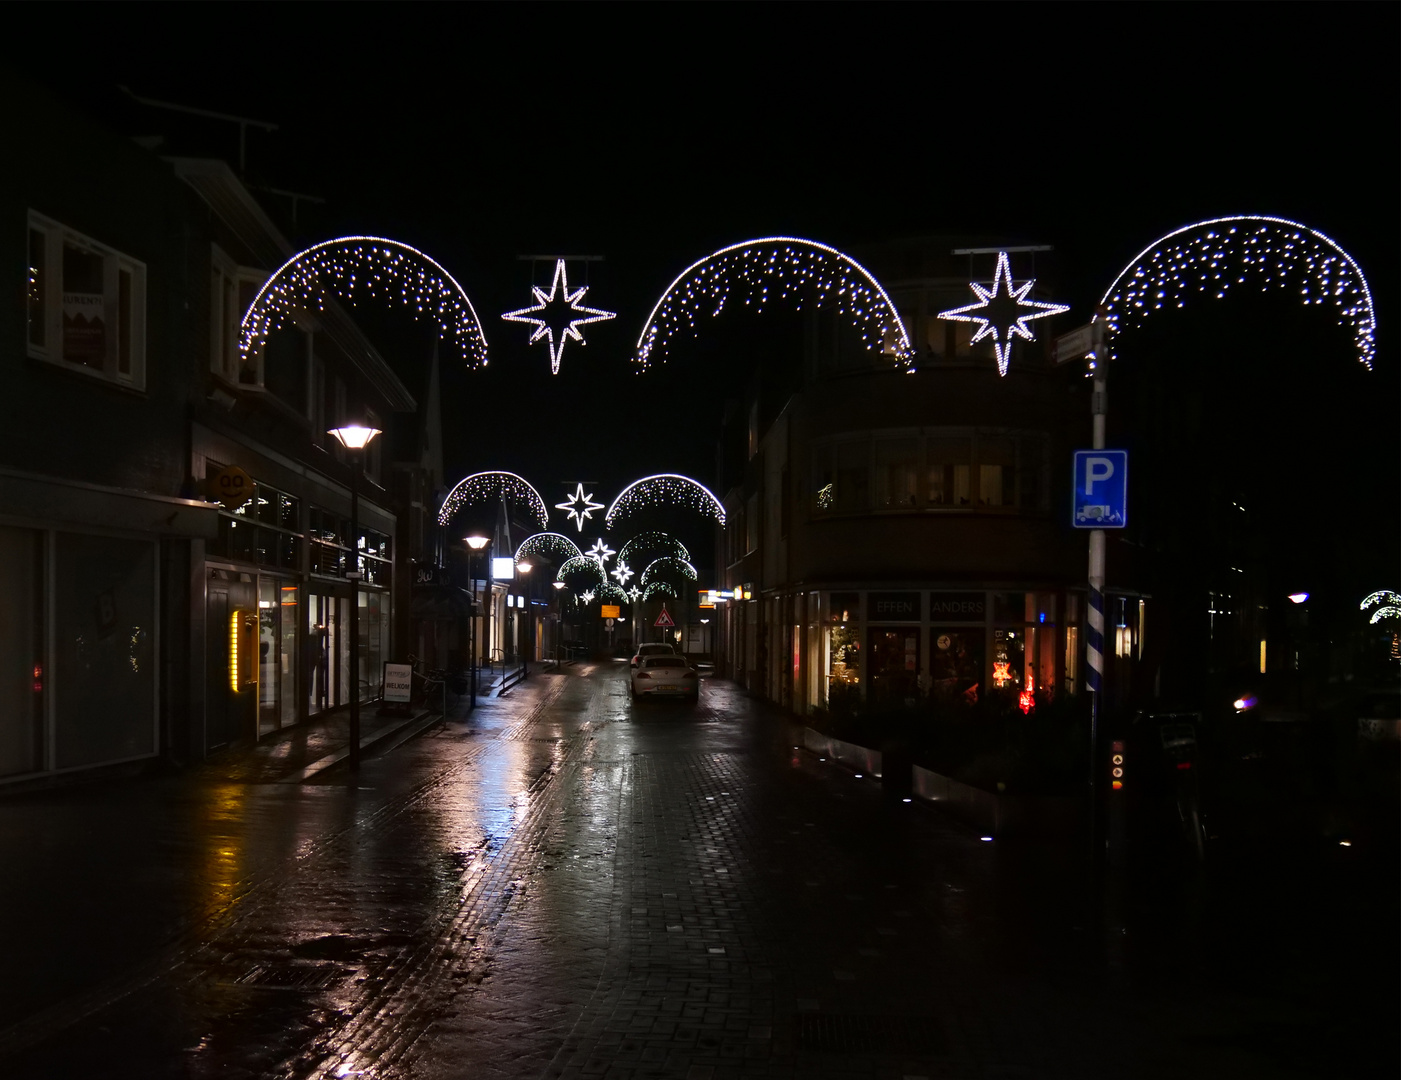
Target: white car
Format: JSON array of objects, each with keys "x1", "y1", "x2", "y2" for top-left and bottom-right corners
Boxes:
[
  {"x1": 630, "y1": 655, "x2": 699, "y2": 700},
  {"x1": 630, "y1": 642, "x2": 676, "y2": 669}
]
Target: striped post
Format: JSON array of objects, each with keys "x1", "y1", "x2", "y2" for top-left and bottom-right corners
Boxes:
[{"x1": 1087, "y1": 532, "x2": 1106, "y2": 693}]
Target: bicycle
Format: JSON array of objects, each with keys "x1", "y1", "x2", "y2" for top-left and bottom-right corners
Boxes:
[{"x1": 406, "y1": 655, "x2": 461, "y2": 722}]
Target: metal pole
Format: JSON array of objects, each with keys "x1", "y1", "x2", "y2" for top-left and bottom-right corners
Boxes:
[
  {"x1": 469, "y1": 555, "x2": 478, "y2": 708},
  {"x1": 1087, "y1": 368, "x2": 1107, "y2": 857},
  {"x1": 348, "y1": 457, "x2": 361, "y2": 772}
]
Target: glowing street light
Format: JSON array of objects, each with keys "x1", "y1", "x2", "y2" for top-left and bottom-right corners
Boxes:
[
  {"x1": 328, "y1": 423, "x2": 382, "y2": 772},
  {"x1": 464, "y1": 535, "x2": 490, "y2": 705}
]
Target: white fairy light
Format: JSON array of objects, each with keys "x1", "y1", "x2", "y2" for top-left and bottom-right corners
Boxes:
[
  {"x1": 515, "y1": 532, "x2": 583, "y2": 566},
  {"x1": 586, "y1": 538, "x2": 616, "y2": 566},
  {"x1": 239, "y1": 236, "x2": 488, "y2": 370},
  {"x1": 580, "y1": 589, "x2": 596, "y2": 605},
  {"x1": 558, "y1": 555, "x2": 607, "y2": 588},
  {"x1": 556, "y1": 483, "x2": 606, "y2": 532},
  {"x1": 438, "y1": 471, "x2": 548, "y2": 529},
  {"x1": 1369, "y1": 605, "x2": 1401, "y2": 625},
  {"x1": 643, "y1": 581, "x2": 677, "y2": 600},
  {"x1": 1100, "y1": 216, "x2": 1376, "y2": 371},
  {"x1": 502, "y1": 259, "x2": 616, "y2": 374},
  {"x1": 617, "y1": 532, "x2": 690, "y2": 567},
  {"x1": 640, "y1": 556, "x2": 697, "y2": 586},
  {"x1": 633, "y1": 237, "x2": 913, "y2": 370},
  {"x1": 610, "y1": 560, "x2": 634, "y2": 587},
  {"x1": 936, "y1": 251, "x2": 1070, "y2": 377},
  {"x1": 597, "y1": 582, "x2": 628, "y2": 606},
  {"x1": 1361, "y1": 590, "x2": 1401, "y2": 610},
  {"x1": 605, "y1": 474, "x2": 726, "y2": 528},
  {"x1": 627, "y1": 585, "x2": 643, "y2": 603}
]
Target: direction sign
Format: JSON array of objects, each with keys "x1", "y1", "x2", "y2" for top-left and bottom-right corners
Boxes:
[
  {"x1": 1052, "y1": 322, "x2": 1096, "y2": 365},
  {"x1": 653, "y1": 607, "x2": 675, "y2": 628},
  {"x1": 1072, "y1": 450, "x2": 1128, "y2": 528}
]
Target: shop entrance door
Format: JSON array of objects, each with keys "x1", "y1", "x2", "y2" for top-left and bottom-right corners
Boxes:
[
  {"x1": 205, "y1": 575, "x2": 256, "y2": 752},
  {"x1": 868, "y1": 627, "x2": 920, "y2": 707}
]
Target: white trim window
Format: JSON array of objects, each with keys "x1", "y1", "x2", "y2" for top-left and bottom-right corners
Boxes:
[
  {"x1": 28, "y1": 210, "x2": 147, "y2": 389},
  {"x1": 209, "y1": 244, "x2": 266, "y2": 386}
]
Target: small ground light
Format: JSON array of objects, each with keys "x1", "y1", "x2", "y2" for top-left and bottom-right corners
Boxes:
[
  {"x1": 902, "y1": 798, "x2": 912, "y2": 803},
  {"x1": 854, "y1": 774, "x2": 863, "y2": 779},
  {"x1": 980, "y1": 836, "x2": 994, "y2": 842},
  {"x1": 1339, "y1": 840, "x2": 1352, "y2": 847}
]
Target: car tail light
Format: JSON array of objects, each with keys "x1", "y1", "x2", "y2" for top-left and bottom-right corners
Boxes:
[{"x1": 1176, "y1": 761, "x2": 1192, "y2": 770}]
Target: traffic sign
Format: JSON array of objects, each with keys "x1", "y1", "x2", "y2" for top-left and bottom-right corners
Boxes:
[
  {"x1": 601, "y1": 604, "x2": 620, "y2": 618},
  {"x1": 653, "y1": 607, "x2": 675, "y2": 628},
  {"x1": 1073, "y1": 450, "x2": 1128, "y2": 528},
  {"x1": 1052, "y1": 322, "x2": 1096, "y2": 365}
]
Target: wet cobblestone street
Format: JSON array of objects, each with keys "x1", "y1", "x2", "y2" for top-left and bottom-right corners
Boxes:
[{"x1": 0, "y1": 663, "x2": 1394, "y2": 1079}]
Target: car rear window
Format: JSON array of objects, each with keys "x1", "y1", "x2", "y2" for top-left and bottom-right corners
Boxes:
[{"x1": 645, "y1": 657, "x2": 687, "y2": 668}]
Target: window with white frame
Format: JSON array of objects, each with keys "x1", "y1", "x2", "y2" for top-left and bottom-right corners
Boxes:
[
  {"x1": 27, "y1": 211, "x2": 146, "y2": 389},
  {"x1": 209, "y1": 246, "x2": 267, "y2": 386}
]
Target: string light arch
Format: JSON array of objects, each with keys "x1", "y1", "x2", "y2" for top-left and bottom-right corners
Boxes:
[
  {"x1": 605, "y1": 474, "x2": 726, "y2": 529},
  {"x1": 557, "y1": 555, "x2": 607, "y2": 587},
  {"x1": 1100, "y1": 216, "x2": 1376, "y2": 371},
  {"x1": 438, "y1": 471, "x2": 549, "y2": 530},
  {"x1": 239, "y1": 236, "x2": 489, "y2": 371},
  {"x1": 640, "y1": 556, "x2": 698, "y2": 586},
  {"x1": 515, "y1": 532, "x2": 583, "y2": 566},
  {"x1": 617, "y1": 531, "x2": 691, "y2": 567},
  {"x1": 633, "y1": 237, "x2": 914, "y2": 371}
]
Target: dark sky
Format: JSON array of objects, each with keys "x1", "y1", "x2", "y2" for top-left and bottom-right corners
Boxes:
[{"x1": 8, "y1": 5, "x2": 1398, "y2": 567}]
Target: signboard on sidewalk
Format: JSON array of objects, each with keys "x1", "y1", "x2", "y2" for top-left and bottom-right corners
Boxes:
[
  {"x1": 1072, "y1": 450, "x2": 1128, "y2": 528},
  {"x1": 383, "y1": 662, "x2": 413, "y2": 703}
]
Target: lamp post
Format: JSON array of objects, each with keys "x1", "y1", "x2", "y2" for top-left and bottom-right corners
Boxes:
[
  {"x1": 553, "y1": 580, "x2": 566, "y2": 664},
  {"x1": 465, "y1": 535, "x2": 489, "y2": 706},
  {"x1": 328, "y1": 423, "x2": 381, "y2": 773},
  {"x1": 517, "y1": 561, "x2": 533, "y2": 678}
]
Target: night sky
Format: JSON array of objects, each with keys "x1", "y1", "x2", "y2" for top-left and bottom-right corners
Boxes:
[{"x1": 8, "y1": 6, "x2": 1398, "y2": 582}]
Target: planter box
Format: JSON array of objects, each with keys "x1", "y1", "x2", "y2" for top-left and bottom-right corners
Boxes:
[
  {"x1": 913, "y1": 764, "x2": 1082, "y2": 837},
  {"x1": 802, "y1": 727, "x2": 882, "y2": 777}
]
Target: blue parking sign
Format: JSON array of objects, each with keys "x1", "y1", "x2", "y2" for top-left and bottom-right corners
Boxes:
[{"x1": 1073, "y1": 450, "x2": 1128, "y2": 528}]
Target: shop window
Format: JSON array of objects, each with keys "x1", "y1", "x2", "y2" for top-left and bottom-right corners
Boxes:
[
  {"x1": 210, "y1": 246, "x2": 266, "y2": 385},
  {"x1": 27, "y1": 211, "x2": 146, "y2": 389},
  {"x1": 927, "y1": 436, "x2": 972, "y2": 506},
  {"x1": 930, "y1": 629, "x2": 983, "y2": 703},
  {"x1": 874, "y1": 436, "x2": 919, "y2": 508}
]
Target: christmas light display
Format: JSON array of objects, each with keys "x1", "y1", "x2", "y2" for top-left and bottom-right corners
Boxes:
[
  {"x1": 580, "y1": 589, "x2": 596, "y2": 606},
  {"x1": 1100, "y1": 216, "x2": 1376, "y2": 371},
  {"x1": 633, "y1": 237, "x2": 914, "y2": 370},
  {"x1": 936, "y1": 251, "x2": 1070, "y2": 377},
  {"x1": 1362, "y1": 590, "x2": 1401, "y2": 624},
  {"x1": 557, "y1": 555, "x2": 606, "y2": 587},
  {"x1": 556, "y1": 483, "x2": 606, "y2": 532},
  {"x1": 597, "y1": 582, "x2": 628, "y2": 606},
  {"x1": 610, "y1": 560, "x2": 634, "y2": 587},
  {"x1": 617, "y1": 532, "x2": 690, "y2": 567},
  {"x1": 239, "y1": 236, "x2": 488, "y2": 370},
  {"x1": 627, "y1": 586, "x2": 643, "y2": 603},
  {"x1": 502, "y1": 258, "x2": 616, "y2": 374},
  {"x1": 643, "y1": 581, "x2": 677, "y2": 600},
  {"x1": 586, "y1": 538, "x2": 616, "y2": 565},
  {"x1": 641, "y1": 556, "x2": 698, "y2": 586},
  {"x1": 438, "y1": 471, "x2": 549, "y2": 529},
  {"x1": 515, "y1": 532, "x2": 583, "y2": 566},
  {"x1": 605, "y1": 474, "x2": 726, "y2": 528}
]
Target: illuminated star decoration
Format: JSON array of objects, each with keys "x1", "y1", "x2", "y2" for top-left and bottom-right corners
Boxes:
[
  {"x1": 937, "y1": 251, "x2": 1069, "y2": 376},
  {"x1": 587, "y1": 538, "x2": 616, "y2": 566},
  {"x1": 555, "y1": 483, "x2": 605, "y2": 532},
  {"x1": 627, "y1": 586, "x2": 642, "y2": 603},
  {"x1": 580, "y1": 589, "x2": 596, "y2": 605},
  {"x1": 611, "y1": 560, "x2": 634, "y2": 587},
  {"x1": 502, "y1": 258, "x2": 616, "y2": 374}
]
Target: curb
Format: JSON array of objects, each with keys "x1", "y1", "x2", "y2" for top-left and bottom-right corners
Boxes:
[{"x1": 280, "y1": 710, "x2": 437, "y2": 782}]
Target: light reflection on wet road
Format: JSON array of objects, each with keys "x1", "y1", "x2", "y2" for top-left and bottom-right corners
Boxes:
[{"x1": 0, "y1": 662, "x2": 1393, "y2": 1078}]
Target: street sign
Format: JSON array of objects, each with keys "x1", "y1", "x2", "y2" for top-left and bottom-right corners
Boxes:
[
  {"x1": 208, "y1": 464, "x2": 253, "y2": 510},
  {"x1": 601, "y1": 604, "x2": 620, "y2": 618},
  {"x1": 604, "y1": 618, "x2": 615, "y2": 629},
  {"x1": 1073, "y1": 450, "x2": 1128, "y2": 528},
  {"x1": 654, "y1": 607, "x2": 675, "y2": 628},
  {"x1": 1052, "y1": 322, "x2": 1096, "y2": 365}
]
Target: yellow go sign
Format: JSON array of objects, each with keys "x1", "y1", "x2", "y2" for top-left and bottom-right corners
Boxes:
[{"x1": 210, "y1": 464, "x2": 253, "y2": 510}]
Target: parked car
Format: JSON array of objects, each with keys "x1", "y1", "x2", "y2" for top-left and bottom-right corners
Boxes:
[
  {"x1": 631, "y1": 642, "x2": 676, "y2": 668},
  {"x1": 1357, "y1": 689, "x2": 1401, "y2": 742},
  {"x1": 630, "y1": 655, "x2": 699, "y2": 700}
]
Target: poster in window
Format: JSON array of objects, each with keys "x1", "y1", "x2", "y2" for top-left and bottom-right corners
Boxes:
[{"x1": 63, "y1": 292, "x2": 106, "y2": 364}]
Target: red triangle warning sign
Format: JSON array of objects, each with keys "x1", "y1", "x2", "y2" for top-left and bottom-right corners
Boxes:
[{"x1": 653, "y1": 606, "x2": 675, "y2": 628}]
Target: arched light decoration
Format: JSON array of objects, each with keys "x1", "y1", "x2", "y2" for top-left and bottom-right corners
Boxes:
[
  {"x1": 240, "y1": 236, "x2": 488, "y2": 371},
  {"x1": 596, "y1": 582, "x2": 628, "y2": 606},
  {"x1": 515, "y1": 532, "x2": 583, "y2": 566},
  {"x1": 557, "y1": 555, "x2": 607, "y2": 587},
  {"x1": 605, "y1": 474, "x2": 726, "y2": 528},
  {"x1": 1100, "y1": 216, "x2": 1376, "y2": 371},
  {"x1": 438, "y1": 471, "x2": 549, "y2": 530},
  {"x1": 643, "y1": 580, "x2": 678, "y2": 600},
  {"x1": 617, "y1": 531, "x2": 690, "y2": 567},
  {"x1": 633, "y1": 237, "x2": 914, "y2": 370},
  {"x1": 936, "y1": 252, "x2": 1069, "y2": 376},
  {"x1": 1362, "y1": 590, "x2": 1401, "y2": 624},
  {"x1": 640, "y1": 556, "x2": 698, "y2": 586}
]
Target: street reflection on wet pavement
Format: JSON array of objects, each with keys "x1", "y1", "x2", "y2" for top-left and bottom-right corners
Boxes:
[{"x1": 0, "y1": 663, "x2": 1393, "y2": 1078}]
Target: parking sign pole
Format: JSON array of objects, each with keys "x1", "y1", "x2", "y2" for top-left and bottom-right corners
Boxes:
[{"x1": 1086, "y1": 326, "x2": 1108, "y2": 862}]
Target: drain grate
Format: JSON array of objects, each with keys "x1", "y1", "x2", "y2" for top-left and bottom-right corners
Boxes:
[
  {"x1": 796, "y1": 1013, "x2": 940, "y2": 1055},
  {"x1": 234, "y1": 963, "x2": 347, "y2": 992}
]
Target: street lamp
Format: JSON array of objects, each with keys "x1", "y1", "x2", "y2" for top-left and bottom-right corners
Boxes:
[
  {"x1": 553, "y1": 580, "x2": 566, "y2": 664},
  {"x1": 328, "y1": 422, "x2": 382, "y2": 773},
  {"x1": 465, "y1": 534, "x2": 489, "y2": 706},
  {"x1": 517, "y1": 561, "x2": 533, "y2": 678}
]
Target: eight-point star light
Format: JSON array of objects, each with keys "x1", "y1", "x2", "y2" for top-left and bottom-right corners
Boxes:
[
  {"x1": 587, "y1": 539, "x2": 616, "y2": 566},
  {"x1": 555, "y1": 483, "x2": 605, "y2": 532},
  {"x1": 502, "y1": 258, "x2": 616, "y2": 374},
  {"x1": 937, "y1": 251, "x2": 1069, "y2": 376}
]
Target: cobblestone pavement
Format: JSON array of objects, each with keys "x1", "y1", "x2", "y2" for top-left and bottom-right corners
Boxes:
[{"x1": 0, "y1": 664, "x2": 1394, "y2": 1079}]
